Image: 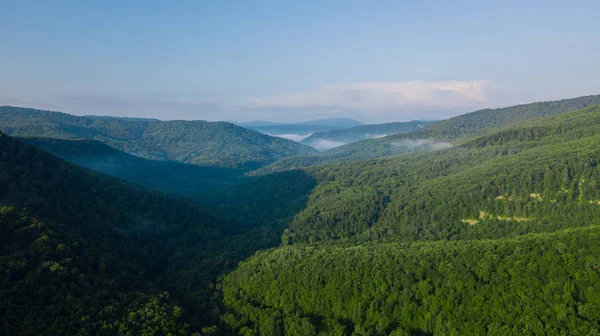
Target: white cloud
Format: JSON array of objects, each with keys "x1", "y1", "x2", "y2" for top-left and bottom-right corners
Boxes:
[
  {"x1": 311, "y1": 139, "x2": 347, "y2": 151},
  {"x1": 391, "y1": 139, "x2": 453, "y2": 151},
  {"x1": 251, "y1": 80, "x2": 494, "y2": 121},
  {"x1": 365, "y1": 133, "x2": 388, "y2": 139},
  {"x1": 268, "y1": 133, "x2": 313, "y2": 142}
]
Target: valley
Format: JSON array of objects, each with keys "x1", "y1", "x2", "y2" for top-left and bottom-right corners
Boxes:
[{"x1": 2, "y1": 96, "x2": 600, "y2": 335}]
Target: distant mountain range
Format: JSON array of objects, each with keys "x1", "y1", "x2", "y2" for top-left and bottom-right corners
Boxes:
[
  {"x1": 236, "y1": 117, "x2": 364, "y2": 136},
  {"x1": 0, "y1": 106, "x2": 317, "y2": 169}
]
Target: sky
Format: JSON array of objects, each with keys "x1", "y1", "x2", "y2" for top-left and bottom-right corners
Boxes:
[{"x1": 1, "y1": 0, "x2": 600, "y2": 123}]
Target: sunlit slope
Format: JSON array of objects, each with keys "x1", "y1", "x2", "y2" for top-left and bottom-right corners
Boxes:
[
  {"x1": 220, "y1": 106, "x2": 600, "y2": 336},
  {"x1": 0, "y1": 132, "x2": 314, "y2": 332},
  {"x1": 21, "y1": 136, "x2": 317, "y2": 235},
  {"x1": 222, "y1": 226, "x2": 600, "y2": 335},
  {"x1": 0, "y1": 132, "x2": 231, "y2": 334},
  {"x1": 283, "y1": 106, "x2": 600, "y2": 244}
]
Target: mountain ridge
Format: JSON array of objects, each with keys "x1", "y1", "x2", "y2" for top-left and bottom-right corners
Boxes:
[{"x1": 0, "y1": 106, "x2": 317, "y2": 169}]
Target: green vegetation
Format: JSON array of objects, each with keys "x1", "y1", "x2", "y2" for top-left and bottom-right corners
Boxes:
[
  {"x1": 0, "y1": 206, "x2": 192, "y2": 335},
  {"x1": 301, "y1": 120, "x2": 436, "y2": 150},
  {"x1": 4, "y1": 96, "x2": 600, "y2": 335},
  {"x1": 255, "y1": 94, "x2": 600, "y2": 174},
  {"x1": 286, "y1": 106, "x2": 600, "y2": 244},
  {"x1": 222, "y1": 226, "x2": 600, "y2": 335},
  {"x1": 0, "y1": 106, "x2": 317, "y2": 169},
  {"x1": 0, "y1": 131, "x2": 315, "y2": 333},
  {"x1": 20, "y1": 137, "x2": 245, "y2": 202},
  {"x1": 220, "y1": 105, "x2": 600, "y2": 335}
]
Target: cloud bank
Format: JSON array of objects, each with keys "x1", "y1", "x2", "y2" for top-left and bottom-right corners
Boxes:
[
  {"x1": 268, "y1": 133, "x2": 313, "y2": 142},
  {"x1": 2, "y1": 80, "x2": 527, "y2": 123},
  {"x1": 391, "y1": 139, "x2": 453, "y2": 151},
  {"x1": 251, "y1": 80, "x2": 496, "y2": 121},
  {"x1": 311, "y1": 139, "x2": 347, "y2": 151}
]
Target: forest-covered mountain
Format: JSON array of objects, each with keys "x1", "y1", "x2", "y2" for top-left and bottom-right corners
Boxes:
[
  {"x1": 0, "y1": 131, "x2": 316, "y2": 334},
  {"x1": 4, "y1": 95, "x2": 600, "y2": 335},
  {"x1": 219, "y1": 105, "x2": 600, "y2": 335},
  {"x1": 254, "y1": 94, "x2": 600, "y2": 174},
  {"x1": 19, "y1": 137, "x2": 244, "y2": 202},
  {"x1": 20, "y1": 136, "x2": 317, "y2": 232},
  {"x1": 301, "y1": 120, "x2": 436, "y2": 151},
  {"x1": 0, "y1": 106, "x2": 317, "y2": 169},
  {"x1": 237, "y1": 117, "x2": 363, "y2": 136}
]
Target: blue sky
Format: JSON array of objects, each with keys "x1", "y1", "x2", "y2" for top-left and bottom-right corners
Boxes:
[{"x1": 1, "y1": 0, "x2": 599, "y2": 122}]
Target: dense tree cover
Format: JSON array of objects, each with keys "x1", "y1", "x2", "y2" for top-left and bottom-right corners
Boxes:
[
  {"x1": 255, "y1": 94, "x2": 600, "y2": 174},
  {"x1": 0, "y1": 106, "x2": 317, "y2": 169},
  {"x1": 222, "y1": 226, "x2": 600, "y2": 335},
  {"x1": 284, "y1": 106, "x2": 600, "y2": 244},
  {"x1": 301, "y1": 120, "x2": 436, "y2": 149},
  {"x1": 0, "y1": 206, "x2": 193, "y2": 335},
  {"x1": 220, "y1": 105, "x2": 600, "y2": 334},
  {"x1": 0, "y1": 132, "x2": 315, "y2": 333}
]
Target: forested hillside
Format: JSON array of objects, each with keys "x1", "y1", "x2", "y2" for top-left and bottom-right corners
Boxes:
[
  {"x1": 255, "y1": 94, "x2": 600, "y2": 174},
  {"x1": 222, "y1": 226, "x2": 600, "y2": 335},
  {"x1": 4, "y1": 98, "x2": 600, "y2": 335},
  {"x1": 220, "y1": 105, "x2": 600, "y2": 335},
  {"x1": 285, "y1": 106, "x2": 600, "y2": 244},
  {"x1": 0, "y1": 106, "x2": 317, "y2": 169},
  {"x1": 0, "y1": 132, "x2": 315, "y2": 334},
  {"x1": 20, "y1": 137, "x2": 244, "y2": 201},
  {"x1": 301, "y1": 120, "x2": 435, "y2": 150},
  {"x1": 20, "y1": 137, "x2": 317, "y2": 232}
]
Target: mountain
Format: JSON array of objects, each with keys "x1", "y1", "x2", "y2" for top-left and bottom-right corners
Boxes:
[
  {"x1": 301, "y1": 120, "x2": 437, "y2": 151},
  {"x1": 21, "y1": 136, "x2": 317, "y2": 231},
  {"x1": 237, "y1": 117, "x2": 363, "y2": 136},
  {"x1": 0, "y1": 131, "x2": 316, "y2": 333},
  {"x1": 5, "y1": 95, "x2": 600, "y2": 335},
  {"x1": 219, "y1": 105, "x2": 600, "y2": 335},
  {"x1": 0, "y1": 106, "x2": 317, "y2": 169},
  {"x1": 286, "y1": 105, "x2": 600, "y2": 244},
  {"x1": 19, "y1": 137, "x2": 244, "y2": 202},
  {"x1": 253, "y1": 94, "x2": 600, "y2": 174}
]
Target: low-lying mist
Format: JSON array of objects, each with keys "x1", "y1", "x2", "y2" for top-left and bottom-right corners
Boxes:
[{"x1": 391, "y1": 139, "x2": 453, "y2": 151}]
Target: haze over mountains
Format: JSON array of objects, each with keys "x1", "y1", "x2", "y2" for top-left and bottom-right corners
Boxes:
[{"x1": 3, "y1": 94, "x2": 600, "y2": 334}]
